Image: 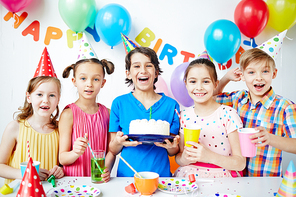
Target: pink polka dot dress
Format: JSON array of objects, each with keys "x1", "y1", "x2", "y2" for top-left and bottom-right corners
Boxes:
[{"x1": 174, "y1": 105, "x2": 243, "y2": 178}]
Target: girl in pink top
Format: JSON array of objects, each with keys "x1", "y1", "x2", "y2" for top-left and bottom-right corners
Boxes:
[
  {"x1": 175, "y1": 58, "x2": 245, "y2": 179},
  {"x1": 59, "y1": 58, "x2": 115, "y2": 182}
]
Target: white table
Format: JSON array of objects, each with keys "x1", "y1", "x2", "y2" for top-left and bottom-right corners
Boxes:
[{"x1": 6, "y1": 176, "x2": 282, "y2": 196}]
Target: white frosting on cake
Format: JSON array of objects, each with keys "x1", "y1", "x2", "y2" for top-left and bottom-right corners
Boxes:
[{"x1": 129, "y1": 119, "x2": 170, "y2": 135}]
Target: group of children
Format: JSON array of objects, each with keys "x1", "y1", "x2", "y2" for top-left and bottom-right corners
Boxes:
[{"x1": 0, "y1": 33, "x2": 295, "y2": 185}]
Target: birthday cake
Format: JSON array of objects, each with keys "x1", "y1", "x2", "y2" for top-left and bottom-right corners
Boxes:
[{"x1": 129, "y1": 119, "x2": 170, "y2": 135}]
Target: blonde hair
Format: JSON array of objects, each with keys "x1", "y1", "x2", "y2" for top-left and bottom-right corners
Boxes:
[
  {"x1": 240, "y1": 48, "x2": 275, "y2": 71},
  {"x1": 15, "y1": 76, "x2": 61, "y2": 129}
]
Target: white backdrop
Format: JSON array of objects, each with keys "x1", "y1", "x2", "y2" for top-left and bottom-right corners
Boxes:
[{"x1": 0, "y1": 0, "x2": 295, "y2": 183}]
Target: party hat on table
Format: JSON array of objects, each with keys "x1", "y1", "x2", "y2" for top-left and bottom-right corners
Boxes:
[
  {"x1": 197, "y1": 50, "x2": 212, "y2": 61},
  {"x1": 256, "y1": 30, "x2": 287, "y2": 60},
  {"x1": 16, "y1": 157, "x2": 45, "y2": 197},
  {"x1": 77, "y1": 32, "x2": 98, "y2": 61},
  {"x1": 276, "y1": 160, "x2": 296, "y2": 197},
  {"x1": 121, "y1": 33, "x2": 138, "y2": 54},
  {"x1": 33, "y1": 47, "x2": 57, "y2": 78}
]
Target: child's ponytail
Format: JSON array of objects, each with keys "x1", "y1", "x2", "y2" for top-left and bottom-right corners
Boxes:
[
  {"x1": 62, "y1": 64, "x2": 75, "y2": 78},
  {"x1": 101, "y1": 59, "x2": 115, "y2": 75}
]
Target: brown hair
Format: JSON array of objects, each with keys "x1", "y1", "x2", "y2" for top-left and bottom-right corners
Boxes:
[
  {"x1": 15, "y1": 76, "x2": 61, "y2": 129},
  {"x1": 184, "y1": 58, "x2": 218, "y2": 83},
  {"x1": 240, "y1": 48, "x2": 275, "y2": 71},
  {"x1": 62, "y1": 58, "x2": 115, "y2": 78},
  {"x1": 125, "y1": 47, "x2": 163, "y2": 89}
]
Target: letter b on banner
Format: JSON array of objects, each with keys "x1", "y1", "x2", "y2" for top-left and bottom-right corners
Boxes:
[{"x1": 135, "y1": 27, "x2": 155, "y2": 47}]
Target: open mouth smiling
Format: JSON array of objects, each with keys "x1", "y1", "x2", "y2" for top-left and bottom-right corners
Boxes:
[
  {"x1": 138, "y1": 77, "x2": 149, "y2": 82},
  {"x1": 40, "y1": 106, "x2": 49, "y2": 110},
  {"x1": 193, "y1": 93, "x2": 206, "y2": 97}
]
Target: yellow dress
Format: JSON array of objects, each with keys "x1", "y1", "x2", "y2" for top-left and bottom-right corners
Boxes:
[{"x1": 5, "y1": 119, "x2": 59, "y2": 184}]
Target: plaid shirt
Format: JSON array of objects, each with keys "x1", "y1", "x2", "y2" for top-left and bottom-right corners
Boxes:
[{"x1": 216, "y1": 87, "x2": 296, "y2": 177}]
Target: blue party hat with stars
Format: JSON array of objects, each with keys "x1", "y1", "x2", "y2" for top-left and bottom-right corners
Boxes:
[{"x1": 77, "y1": 33, "x2": 98, "y2": 61}]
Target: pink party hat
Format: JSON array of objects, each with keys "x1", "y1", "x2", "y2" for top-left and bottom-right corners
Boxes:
[
  {"x1": 77, "y1": 33, "x2": 98, "y2": 61},
  {"x1": 121, "y1": 33, "x2": 138, "y2": 54},
  {"x1": 256, "y1": 30, "x2": 287, "y2": 60},
  {"x1": 33, "y1": 47, "x2": 57, "y2": 78},
  {"x1": 197, "y1": 50, "x2": 211, "y2": 61},
  {"x1": 16, "y1": 157, "x2": 45, "y2": 197},
  {"x1": 276, "y1": 161, "x2": 296, "y2": 197}
]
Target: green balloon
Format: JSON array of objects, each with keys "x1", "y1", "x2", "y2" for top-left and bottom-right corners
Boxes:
[{"x1": 58, "y1": 0, "x2": 97, "y2": 33}]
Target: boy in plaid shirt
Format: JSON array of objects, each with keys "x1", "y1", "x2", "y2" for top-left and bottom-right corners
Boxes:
[{"x1": 216, "y1": 48, "x2": 296, "y2": 176}]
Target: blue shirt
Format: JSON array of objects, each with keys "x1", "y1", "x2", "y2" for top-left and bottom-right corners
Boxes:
[{"x1": 109, "y1": 92, "x2": 180, "y2": 177}]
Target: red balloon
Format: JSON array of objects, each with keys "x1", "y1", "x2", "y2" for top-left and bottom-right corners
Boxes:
[{"x1": 234, "y1": 0, "x2": 269, "y2": 38}]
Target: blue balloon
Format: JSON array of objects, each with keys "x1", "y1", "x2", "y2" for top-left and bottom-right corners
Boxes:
[
  {"x1": 95, "y1": 4, "x2": 131, "y2": 48},
  {"x1": 204, "y1": 19, "x2": 241, "y2": 64}
]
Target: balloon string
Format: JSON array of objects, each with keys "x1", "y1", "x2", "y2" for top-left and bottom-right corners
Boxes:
[{"x1": 285, "y1": 35, "x2": 293, "y2": 41}]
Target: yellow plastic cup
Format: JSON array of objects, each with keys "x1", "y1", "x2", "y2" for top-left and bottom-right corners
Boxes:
[
  {"x1": 0, "y1": 184, "x2": 13, "y2": 195},
  {"x1": 184, "y1": 124, "x2": 201, "y2": 147}
]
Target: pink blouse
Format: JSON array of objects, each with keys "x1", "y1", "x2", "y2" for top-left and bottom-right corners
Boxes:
[{"x1": 63, "y1": 103, "x2": 109, "y2": 176}]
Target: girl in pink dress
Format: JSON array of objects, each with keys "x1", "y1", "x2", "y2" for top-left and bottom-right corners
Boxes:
[
  {"x1": 59, "y1": 58, "x2": 115, "y2": 182},
  {"x1": 175, "y1": 57, "x2": 245, "y2": 179}
]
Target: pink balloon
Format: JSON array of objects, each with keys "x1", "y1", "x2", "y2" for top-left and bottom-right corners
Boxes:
[
  {"x1": 0, "y1": 0, "x2": 33, "y2": 13},
  {"x1": 155, "y1": 76, "x2": 170, "y2": 97}
]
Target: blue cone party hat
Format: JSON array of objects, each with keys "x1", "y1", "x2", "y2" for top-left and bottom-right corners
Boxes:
[
  {"x1": 256, "y1": 30, "x2": 287, "y2": 60},
  {"x1": 77, "y1": 33, "x2": 98, "y2": 61},
  {"x1": 276, "y1": 160, "x2": 296, "y2": 197},
  {"x1": 121, "y1": 33, "x2": 138, "y2": 54}
]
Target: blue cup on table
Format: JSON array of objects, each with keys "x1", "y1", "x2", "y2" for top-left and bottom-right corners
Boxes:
[{"x1": 20, "y1": 161, "x2": 40, "y2": 177}]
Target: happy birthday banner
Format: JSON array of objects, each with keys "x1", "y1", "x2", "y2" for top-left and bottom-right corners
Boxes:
[
  {"x1": 2, "y1": 0, "x2": 296, "y2": 70},
  {"x1": 2, "y1": 10, "x2": 245, "y2": 71}
]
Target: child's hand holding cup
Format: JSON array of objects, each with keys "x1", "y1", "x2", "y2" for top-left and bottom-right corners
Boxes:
[
  {"x1": 184, "y1": 124, "x2": 201, "y2": 147},
  {"x1": 238, "y1": 128, "x2": 259, "y2": 157}
]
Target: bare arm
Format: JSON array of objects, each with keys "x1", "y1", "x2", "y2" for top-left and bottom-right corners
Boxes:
[
  {"x1": 105, "y1": 132, "x2": 115, "y2": 171},
  {"x1": 0, "y1": 120, "x2": 22, "y2": 180},
  {"x1": 58, "y1": 108, "x2": 88, "y2": 166},
  {"x1": 155, "y1": 134, "x2": 180, "y2": 156},
  {"x1": 176, "y1": 131, "x2": 246, "y2": 171},
  {"x1": 214, "y1": 67, "x2": 242, "y2": 95},
  {"x1": 207, "y1": 131, "x2": 246, "y2": 171},
  {"x1": 251, "y1": 126, "x2": 296, "y2": 154},
  {"x1": 175, "y1": 133, "x2": 188, "y2": 166},
  {"x1": 269, "y1": 135, "x2": 296, "y2": 153},
  {"x1": 109, "y1": 131, "x2": 142, "y2": 156}
]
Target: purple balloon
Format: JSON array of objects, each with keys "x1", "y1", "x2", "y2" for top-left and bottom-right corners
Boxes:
[{"x1": 170, "y1": 62, "x2": 194, "y2": 107}]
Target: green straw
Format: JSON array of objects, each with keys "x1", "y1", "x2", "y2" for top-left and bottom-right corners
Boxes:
[
  {"x1": 84, "y1": 135, "x2": 103, "y2": 174},
  {"x1": 149, "y1": 106, "x2": 152, "y2": 120}
]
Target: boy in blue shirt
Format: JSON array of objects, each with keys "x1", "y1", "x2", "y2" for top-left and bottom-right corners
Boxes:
[{"x1": 109, "y1": 47, "x2": 180, "y2": 177}]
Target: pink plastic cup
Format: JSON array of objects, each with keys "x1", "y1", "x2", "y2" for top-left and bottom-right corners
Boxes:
[{"x1": 238, "y1": 128, "x2": 259, "y2": 157}]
